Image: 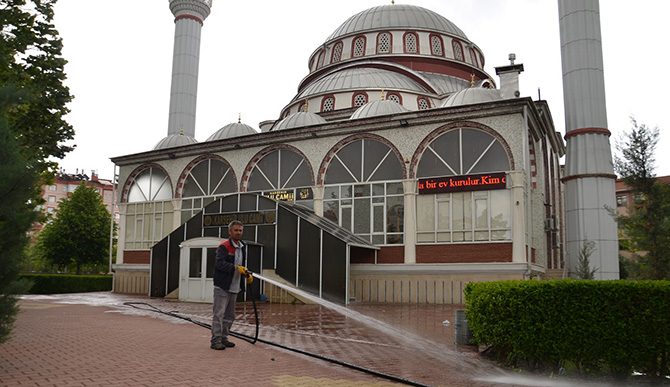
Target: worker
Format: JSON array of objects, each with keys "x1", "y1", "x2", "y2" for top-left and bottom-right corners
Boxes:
[{"x1": 210, "y1": 220, "x2": 253, "y2": 350}]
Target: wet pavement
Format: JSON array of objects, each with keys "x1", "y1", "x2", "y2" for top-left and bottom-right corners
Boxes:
[{"x1": 1, "y1": 292, "x2": 612, "y2": 386}]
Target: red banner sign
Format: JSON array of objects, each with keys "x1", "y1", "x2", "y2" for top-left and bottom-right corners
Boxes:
[{"x1": 418, "y1": 172, "x2": 507, "y2": 194}]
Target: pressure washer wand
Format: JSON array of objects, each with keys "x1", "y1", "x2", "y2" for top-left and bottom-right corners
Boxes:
[{"x1": 242, "y1": 268, "x2": 258, "y2": 344}]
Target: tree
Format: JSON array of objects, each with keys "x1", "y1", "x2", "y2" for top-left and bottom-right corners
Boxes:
[
  {"x1": 1, "y1": 0, "x2": 75, "y2": 171},
  {"x1": 36, "y1": 182, "x2": 113, "y2": 274},
  {"x1": 0, "y1": 88, "x2": 39, "y2": 343},
  {"x1": 614, "y1": 117, "x2": 670, "y2": 280},
  {"x1": 0, "y1": 0, "x2": 74, "y2": 341},
  {"x1": 575, "y1": 238, "x2": 598, "y2": 280}
]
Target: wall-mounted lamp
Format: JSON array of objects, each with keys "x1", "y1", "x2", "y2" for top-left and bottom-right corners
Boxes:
[
  {"x1": 399, "y1": 119, "x2": 409, "y2": 127},
  {"x1": 311, "y1": 132, "x2": 318, "y2": 138},
  {"x1": 167, "y1": 153, "x2": 176, "y2": 159},
  {"x1": 234, "y1": 144, "x2": 241, "y2": 149}
]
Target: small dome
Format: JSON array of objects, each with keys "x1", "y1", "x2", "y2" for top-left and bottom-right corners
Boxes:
[
  {"x1": 272, "y1": 112, "x2": 327, "y2": 131},
  {"x1": 441, "y1": 88, "x2": 503, "y2": 107},
  {"x1": 350, "y1": 99, "x2": 410, "y2": 120},
  {"x1": 207, "y1": 122, "x2": 257, "y2": 141},
  {"x1": 154, "y1": 134, "x2": 198, "y2": 150}
]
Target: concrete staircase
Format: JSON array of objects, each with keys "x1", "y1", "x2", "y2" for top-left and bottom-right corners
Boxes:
[{"x1": 542, "y1": 268, "x2": 565, "y2": 280}]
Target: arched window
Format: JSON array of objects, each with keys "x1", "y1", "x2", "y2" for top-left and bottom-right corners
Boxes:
[
  {"x1": 352, "y1": 36, "x2": 366, "y2": 57},
  {"x1": 317, "y1": 50, "x2": 325, "y2": 68},
  {"x1": 404, "y1": 32, "x2": 417, "y2": 53},
  {"x1": 417, "y1": 98, "x2": 431, "y2": 110},
  {"x1": 331, "y1": 41, "x2": 343, "y2": 63},
  {"x1": 124, "y1": 166, "x2": 173, "y2": 249},
  {"x1": 377, "y1": 32, "x2": 391, "y2": 54},
  {"x1": 353, "y1": 93, "x2": 368, "y2": 107},
  {"x1": 430, "y1": 35, "x2": 443, "y2": 56},
  {"x1": 416, "y1": 128, "x2": 511, "y2": 243},
  {"x1": 321, "y1": 96, "x2": 335, "y2": 112},
  {"x1": 298, "y1": 102, "x2": 307, "y2": 112},
  {"x1": 127, "y1": 167, "x2": 172, "y2": 203},
  {"x1": 323, "y1": 138, "x2": 404, "y2": 244},
  {"x1": 247, "y1": 149, "x2": 312, "y2": 192},
  {"x1": 452, "y1": 40, "x2": 464, "y2": 61},
  {"x1": 181, "y1": 158, "x2": 236, "y2": 221},
  {"x1": 387, "y1": 93, "x2": 402, "y2": 104},
  {"x1": 469, "y1": 48, "x2": 479, "y2": 67}
]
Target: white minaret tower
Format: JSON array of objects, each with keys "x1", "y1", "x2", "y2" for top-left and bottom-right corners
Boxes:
[
  {"x1": 155, "y1": 0, "x2": 211, "y2": 149},
  {"x1": 558, "y1": 0, "x2": 619, "y2": 279}
]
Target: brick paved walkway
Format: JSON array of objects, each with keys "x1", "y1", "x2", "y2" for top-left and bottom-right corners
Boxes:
[{"x1": 0, "y1": 293, "x2": 598, "y2": 387}]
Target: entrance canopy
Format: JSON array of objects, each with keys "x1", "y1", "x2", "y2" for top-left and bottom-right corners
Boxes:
[{"x1": 150, "y1": 193, "x2": 378, "y2": 304}]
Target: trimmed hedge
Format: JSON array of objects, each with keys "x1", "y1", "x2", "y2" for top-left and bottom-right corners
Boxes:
[
  {"x1": 19, "y1": 274, "x2": 113, "y2": 294},
  {"x1": 464, "y1": 280, "x2": 670, "y2": 378}
]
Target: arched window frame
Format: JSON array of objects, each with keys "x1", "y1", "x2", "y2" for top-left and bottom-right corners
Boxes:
[
  {"x1": 469, "y1": 48, "x2": 479, "y2": 67},
  {"x1": 331, "y1": 41, "x2": 343, "y2": 63},
  {"x1": 243, "y1": 146, "x2": 315, "y2": 194},
  {"x1": 319, "y1": 135, "x2": 406, "y2": 245},
  {"x1": 178, "y1": 155, "x2": 237, "y2": 222},
  {"x1": 452, "y1": 39, "x2": 464, "y2": 61},
  {"x1": 376, "y1": 31, "x2": 392, "y2": 54},
  {"x1": 417, "y1": 97, "x2": 431, "y2": 110},
  {"x1": 352, "y1": 92, "x2": 368, "y2": 108},
  {"x1": 430, "y1": 34, "x2": 444, "y2": 56},
  {"x1": 321, "y1": 95, "x2": 335, "y2": 112},
  {"x1": 403, "y1": 32, "x2": 418, "y2": 54},
  {"x1": 123, "y1": 164, "x2": 173, "y2": 204},
  {"x1": 298, "y1": 102, "x2": 307, "y2": 112},
  {"x1": 352, "y1": 36, "x2": 366, "y2": 57},
  {"x1": 386, "y1": 92, "x2": 402, "y2": 104},
  {"x1": 414, "y1": 126, "x2": 513, "y2": 244},
  {"x1": 122, "y1": 164, "x2": 174, "y2": 249},
  {"x1": 317, "y1": 50, "x2": 325, "y2": 68}
]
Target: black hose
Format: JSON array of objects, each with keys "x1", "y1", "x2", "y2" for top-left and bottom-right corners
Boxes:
[{"x1": 123, "y1": 292, "x2": 432, "y2": 387}]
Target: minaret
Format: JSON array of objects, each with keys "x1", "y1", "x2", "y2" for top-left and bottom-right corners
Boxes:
[
  {"x1": 155, "y1": 0, "x2": 211, "y2": 149},
  {"x1": 558, "y1": 0, "x2": 619, "y2": 279}
]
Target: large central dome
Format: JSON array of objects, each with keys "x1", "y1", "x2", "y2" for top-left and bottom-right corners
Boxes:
[
  {"x1": 326, "y1": 4, "x2": 468, "y2": 42},
  {"x1": 277, "y1": 3, "x2": 492, "y2": 125}
]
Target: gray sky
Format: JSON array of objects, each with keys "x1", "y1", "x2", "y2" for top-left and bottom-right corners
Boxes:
[{"x1": 52, "y1": 0, "x2": 670, "y2": 179}]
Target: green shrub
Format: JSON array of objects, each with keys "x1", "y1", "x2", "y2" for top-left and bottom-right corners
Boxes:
[
  {"x1": 19, "y1": 274, "x2": 112, "y2": 294},
  {"x1": 464, "y1": 280, "x2": 670, "y2": 379}
]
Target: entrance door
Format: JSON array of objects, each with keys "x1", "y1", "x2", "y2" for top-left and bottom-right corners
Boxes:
[{"x1": 179, "y1": 238, "x2": 222, "y2": 302}]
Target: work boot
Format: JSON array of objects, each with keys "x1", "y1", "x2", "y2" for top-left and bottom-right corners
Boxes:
[
  {"x1": 210, "y1": 342, "x2": 225, "y2": 350},
  {"x1": 222, "y1": 339, "x2": 235, "y2": 348}
]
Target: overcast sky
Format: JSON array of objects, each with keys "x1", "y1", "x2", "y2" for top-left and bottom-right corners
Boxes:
[{"x1": 51, "y1": 0, "x2": 670, "y2": 179}]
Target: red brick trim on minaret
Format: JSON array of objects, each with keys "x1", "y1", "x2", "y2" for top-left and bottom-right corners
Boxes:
[
  {"x1": 175, "y1": 14, "x2": 203, "y2": 25},
  {"x1": 564, "y1": 127, "x2": 611, "y2": 139}
]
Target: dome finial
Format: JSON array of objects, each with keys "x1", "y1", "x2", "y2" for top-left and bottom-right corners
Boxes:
[
  {"x1": 238, "y1": 113, "x2": 241, "y2": 123},
  {"x1": 391, "y1": 0, "x2": 395, "y2": 4},
  {"x1": 304, "y1": 99, "x2": 309, "y2": 112},
  {"x1": 180, "y1": 124, "x2": 184, "y2": 135},
  {"x1": 381, "y1": 88, "x2": 386, "y2": 101},
  {"x1": 470, "y1": 73, "x2": 475, "y2": 88}
]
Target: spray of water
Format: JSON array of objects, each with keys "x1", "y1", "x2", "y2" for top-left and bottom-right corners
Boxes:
[
  {"x1": 253, "y1": 272, "x2": 489, "y2": 371},
  {"x1": 253, "y1": 273, "x2": 629, "y2": 386}
]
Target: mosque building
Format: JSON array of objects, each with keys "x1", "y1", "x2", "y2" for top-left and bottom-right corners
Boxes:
[{"x1": 110, "y1": 0, "x2": 617, "y2": 304}]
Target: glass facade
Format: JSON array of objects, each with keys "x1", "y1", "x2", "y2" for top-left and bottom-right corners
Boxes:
[
  {"x1": 181, "y1": 158, "x2": 236, "y2": 222},
  {"x1": 416, "y1": 128, "x2": 511, "y2": 244},
  {"x1": 323, "y1": 139, "x2": 404, "y2": 245},
  {"x1": 124, "y1": 200, "x2": 174, "y2": 250}
]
